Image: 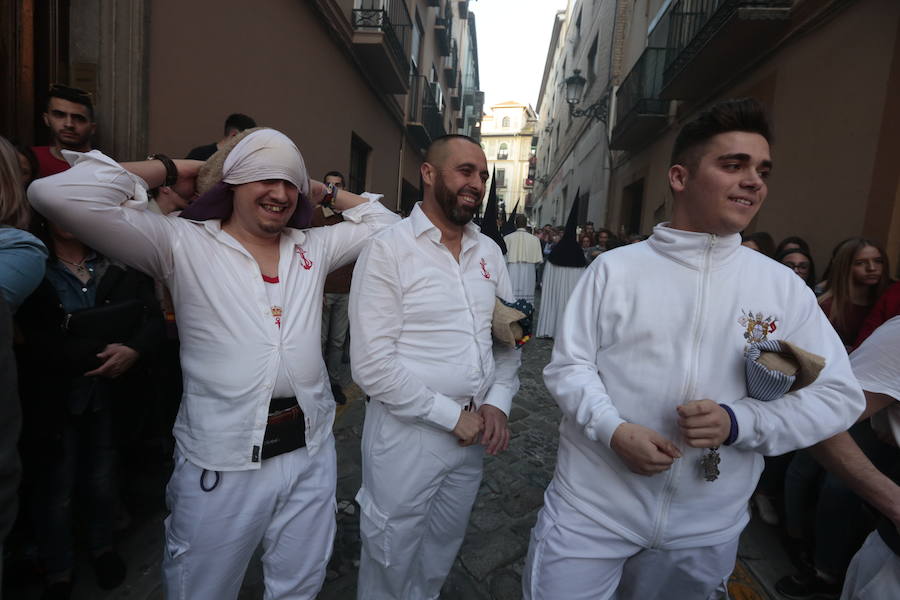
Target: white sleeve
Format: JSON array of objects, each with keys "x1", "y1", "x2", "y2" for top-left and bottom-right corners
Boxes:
[
  {"x1": 28, "y1": 150, "x2": 176, "y2": 281},
  {"x1": 729, "y1": 283, "x2": 866, "y2": 455},
  {"x1": 482, "y1": 258, "x2": 521, "y2": 416},
  {"x1": 349, "y1": 235, "x2": 462, "y2": 431},
  {"x1": 543, "y1": 264, "x2": 625, "y2": 447},
  {"x1": 317, "y1": 193, "x2": 400, "y2": 273}
]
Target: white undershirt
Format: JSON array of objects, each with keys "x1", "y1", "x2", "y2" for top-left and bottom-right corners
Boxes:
[{"x1": 263, "y1": 276, "x2": 294, "y2": 399}]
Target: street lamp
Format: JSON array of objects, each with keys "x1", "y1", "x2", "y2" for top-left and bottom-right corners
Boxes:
[{"x1": 565, "y1": 69, "x2": 609, "y2": 123}]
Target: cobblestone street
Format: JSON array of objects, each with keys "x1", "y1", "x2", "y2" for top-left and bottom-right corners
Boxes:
[{"x1": 10, "y1": 337, "x2": 793, "y2": 600}]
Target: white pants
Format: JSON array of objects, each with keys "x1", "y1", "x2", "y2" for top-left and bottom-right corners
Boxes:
[
  {"x1": 523, "y1": 486, "x2": 738, "y2": 600},
  {"x1": 162, "y1": 441, "x2": 337, "y2": 600},
  {"x1": 356, "y1": 399, "x2": 483, "y2": 600},
  {"x1": 507, "y1": 262, "x2": 537, "y2": 303},
  {"x1": 841, "y1": 530, "x2": 900, "y2": 599}
]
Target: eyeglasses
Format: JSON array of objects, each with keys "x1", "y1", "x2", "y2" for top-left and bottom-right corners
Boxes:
[{"x1": 783, "y1": 262, "x2": 810, "y2": 271}]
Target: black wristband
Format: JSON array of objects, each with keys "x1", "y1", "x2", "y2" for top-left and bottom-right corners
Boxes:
[{"x1": 148, "y1": 153, "x2": 178, "y2": 187}]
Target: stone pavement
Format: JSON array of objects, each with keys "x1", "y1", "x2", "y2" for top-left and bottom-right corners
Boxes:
[{"x1": 7, "y1": 338, "x2": 797, "y2": 599}]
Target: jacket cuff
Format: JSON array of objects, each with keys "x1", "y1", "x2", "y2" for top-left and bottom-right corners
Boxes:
[
  {"x1": 424, "y1": 392, "x2": 463, "y2": 432},
  {"x1": 592, "y1": 415, "x2": 627, "y2": 448},
  {"x1": 339, "y1": 192, "x2": 384, "y2": 222}
]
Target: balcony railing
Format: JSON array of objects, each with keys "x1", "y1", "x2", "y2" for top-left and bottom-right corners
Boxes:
[
  {"x1": 661, "y1": 0, "x2": 791, "y2": 98},
  {"x1": 407, "y1": 75, "x2": 446, "y2": 148},
  {"x1": 351, "y1": 0, "x2": 412, "y2": 93},
  {"x1": 610, "y1": 47, "x2": 669, "y2": 151}
]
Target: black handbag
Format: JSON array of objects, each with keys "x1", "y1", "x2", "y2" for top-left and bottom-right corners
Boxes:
[{"x1": 63, "y1": 299, "x2": 144, "y2": 344}]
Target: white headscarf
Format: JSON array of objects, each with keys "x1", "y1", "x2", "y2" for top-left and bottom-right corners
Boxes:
[{"x1": 221, "y1": 129, "x2": 309, "y2": 197}]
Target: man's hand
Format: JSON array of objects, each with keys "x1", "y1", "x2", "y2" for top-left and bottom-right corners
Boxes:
[
  {"x1": 610, "y1": 423, "x2": 682, "y2": 476},
  {"x1": 453, "y1": 410, "x2": 484, "y2": 447},
  {"x1": 676, "y1": 399, "x2": 731, "y2": 448},
  {"x1": 478, "y1": 404, "x2": 510, "y2": 455},
  {"x1": 84, "y1": 343, "x2": 140, "y2": 378}
]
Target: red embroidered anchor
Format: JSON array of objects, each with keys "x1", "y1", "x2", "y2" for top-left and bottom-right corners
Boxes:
[
  {"x1": 480, "y1": 258, "x2": 491, "y2": 279},
  {"x1": 294, "y1": 245, "x2": 313, "y2": 270}
]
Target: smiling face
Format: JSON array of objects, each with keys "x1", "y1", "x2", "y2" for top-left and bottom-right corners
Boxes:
[
  {"x1": 668, "y1": 131, "x2": 772, "y2": 236},
  {"x1": 43, "y1": 97, "x2": 95, "y2": 151},
  {"x1": 229, "y1": 179, "x2": 298, "y2": 238},
  {"x1": 851, "y1": 245, "x2": 884, "y2": 287},
  {"x1": 422, "y1": 138, "x2": 489, "y2": 228}
]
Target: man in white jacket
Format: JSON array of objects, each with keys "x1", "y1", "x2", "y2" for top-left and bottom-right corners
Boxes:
[
  {"x1": 523, "y1": 98, "x2": 865, "y2": 599},
  {"x1": 29, "y1": 128, "x2": 399, "y2": 599}
]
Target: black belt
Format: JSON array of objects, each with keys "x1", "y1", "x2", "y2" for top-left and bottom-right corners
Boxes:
[{"x1": 262, "y1": 396, "x2": 305, "y2": 460}]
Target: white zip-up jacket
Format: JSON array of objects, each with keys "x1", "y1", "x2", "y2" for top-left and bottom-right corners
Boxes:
[
  {"x1": 543, "y1": 224, "x2": 865, "y2": 550},
  {"x1": 29, "y1": 150, "x2": 400, "y2": 471}
]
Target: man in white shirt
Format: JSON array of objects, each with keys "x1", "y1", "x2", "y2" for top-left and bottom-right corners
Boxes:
[
  {"x1": 29, "y1": 128, "x2": 399, "y2": 599},
  {"x1": 809, "y1": 316, "x2": 900, "y2": 599},
  {"x1": 524, "y1": 99, "x2": 864, "y2": 599},
  {"x1": 503, "y1": 215, "x2": 543, "y2": 303},
  {"x1": 349, "y1": 134, "x2": 521, "y2": 599}
]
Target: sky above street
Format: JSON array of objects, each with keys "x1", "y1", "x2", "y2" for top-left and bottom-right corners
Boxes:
[{"x1": 470, "y1": 0, "x2": 570, "y2": 113}]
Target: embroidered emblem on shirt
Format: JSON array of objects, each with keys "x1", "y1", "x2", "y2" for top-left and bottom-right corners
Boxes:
[
  {"x1": 271, "y1": 306, "x2": 283, "y2": 329},
  {"x1": 294, "y1": 245, "x2": 313, "y2": 270},
  {"x1": 738, "y1": 310, "x2": 777, "y2": 343},
  {"x1": 480, "y1": 258, "x2": 491, "y2": 279}
]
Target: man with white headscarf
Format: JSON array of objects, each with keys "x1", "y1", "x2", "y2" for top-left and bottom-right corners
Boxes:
[{"x1": 29, "y1": 128, "x2": 400, "y2": 599}]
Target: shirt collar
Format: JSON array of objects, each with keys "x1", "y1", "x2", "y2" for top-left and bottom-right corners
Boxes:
[{"x1": 410, "y1": 203, "x2": 480, "y2": 248}]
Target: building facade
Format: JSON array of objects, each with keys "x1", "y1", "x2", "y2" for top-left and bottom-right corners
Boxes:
[
  {"x1": 481, "y1": 101, "x2": 537, "y2": 219},
  {"x1": 531, "y1": 0, "x2": 620, "y2": 228},
  {"x1": 2, "y1": 0, "x2": 483, "y2": 213}
]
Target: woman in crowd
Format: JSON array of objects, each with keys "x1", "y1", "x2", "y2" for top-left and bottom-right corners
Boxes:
[
  {"x1": 580, "y1": 233, "x2": 601, "y2": 264},
  {"x1": 818, "y1": 237, "x2": 890, "y2": 348},
  {"x1": 777, "y1": 247, "x2": 817, "y2": 288},
  {"x1": 741, "y1": 231, "x2": 776, "y2": 256},
  {"x1": 16, "y1": 210, "x2": 163, "y2": 599},
  {"x1": 775, "y1": 235, "x2": 811, "y2": 257}
]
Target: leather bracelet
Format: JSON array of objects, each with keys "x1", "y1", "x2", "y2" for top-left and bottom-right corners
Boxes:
[
  {"x1": 321, "y1": 182, "x2": 337, "y2": 210},
  {"x1": 148, "y1": 153, "x2": 178, "y2": 187},
  {"x1": 719, "y1": 403, "x2": 739, "y2": 446}
]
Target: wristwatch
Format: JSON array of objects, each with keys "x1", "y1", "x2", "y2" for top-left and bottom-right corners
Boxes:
[{"x1": 147, "y1": 153, "x2": 178, "y2": 187}]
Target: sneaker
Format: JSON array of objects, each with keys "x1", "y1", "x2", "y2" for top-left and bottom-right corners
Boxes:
[
  {"x1": 91, "y1": 551, "x2": 126, "y2": 590},
  {"x1": 775, "y1": 570, "x2": 841, "y2": 600}
]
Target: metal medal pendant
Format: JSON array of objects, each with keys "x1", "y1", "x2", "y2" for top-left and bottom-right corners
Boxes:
[{"x1": 701, "y1": 447, "x2": 721, "y2": 482}]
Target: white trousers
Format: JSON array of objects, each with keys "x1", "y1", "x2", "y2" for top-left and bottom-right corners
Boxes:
[
  {"x1": 162, "y1": 441, "x2": 337, "y2": 600},
  {"x1": 507, "y1": 262, "x2": 537, "y2": 303},
  {"x1": 523, "y1": 486, "x2": 738, "y2": 600},
  {"x1": 356, "y1": 399, "x2": 483, "y2": 600},
  {"x1": 841, "y1": 530, "x2": 900, "y2": 599}
]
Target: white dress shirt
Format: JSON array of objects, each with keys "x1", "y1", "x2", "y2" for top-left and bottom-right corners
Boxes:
[
  {"x1": 29, "y1": 150, "x2": 400, "y2": 471},
  {"x1": 349, "y1": 203, "x2": 521, "y2": 431}
]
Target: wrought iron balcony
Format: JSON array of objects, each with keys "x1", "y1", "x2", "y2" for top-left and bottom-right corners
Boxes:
[
  {"x1": 351, "y1": 1, "x2": 412, "y2": 94},
  {"x1": 407, "y1": 75, "x2": 446, "y2": 149},
  {"x1": 660, "y1": 0, "x2": 792, "y2": 99},
  {"x1": 610, "y1": 47, "x2": 669, "y2": 151},
  {"x1": 434, "y1": 15, "x2": 451, "y2": 56}
]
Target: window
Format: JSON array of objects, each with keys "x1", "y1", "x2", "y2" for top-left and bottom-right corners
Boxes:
[
  {"x1": 501, "y1": 116, "x2": 510, "y2": 128},
  {"x1": 587, "y1": 36, "x2": 598, "y2": 81},
  {"x1": 410, "y1": 9, "x2": 424, "y2": 75},
  {"x1": 496, "y1": 168, "x2": 506, "y2": 188},
  {"x1": 349, "y1": 133, "x2": 371, "y2": 194},
  {"x1": 497, "y1": 143, "x2": 509, "y2": 160}
]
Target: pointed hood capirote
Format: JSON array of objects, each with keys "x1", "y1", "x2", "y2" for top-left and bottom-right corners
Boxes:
[
  {"x1": 501, "y1": 199, "x2": 520, "y2": 236},
  {"x1": 180, "y1": 127, "x2": 314, "y2": 228},
  {"x1": 548, "y1": 191, "x2": 587, "y2": 267},
  {"x1": 481, "y1": 167, "x2": 507, "y2": 254}
]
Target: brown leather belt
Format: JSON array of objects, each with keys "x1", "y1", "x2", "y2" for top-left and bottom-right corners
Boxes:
[{"x1": 268, "y1": 404, "x2": 302, "y2": 425}]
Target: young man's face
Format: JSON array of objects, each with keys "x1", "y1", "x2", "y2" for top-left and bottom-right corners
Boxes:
[
  {"x1": 43, "y1": 97, "x2": 95, "y2": 151},
  {"x1": 230, "y1": 179, "x2": 298, "y2": 237},
  {"x1": 324, "y1": 174, "x2": 344, "y2": 190},
  {"x1": 669, "y1": 131, "x2": 772, "y2": 236}
]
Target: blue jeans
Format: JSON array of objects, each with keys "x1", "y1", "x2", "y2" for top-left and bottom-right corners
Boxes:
[{"x1": 32, "y1": 405, "x2": 117, "y2": 576}]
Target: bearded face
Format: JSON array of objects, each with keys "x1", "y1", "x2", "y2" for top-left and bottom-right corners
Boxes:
[{"x1": 433, "y1": 168, "x2": 481, "y2": 226}]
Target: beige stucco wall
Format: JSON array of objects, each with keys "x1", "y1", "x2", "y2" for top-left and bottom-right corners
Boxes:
[{"x1": 147, "y1": 0, "x2": 403, "y2": 205}]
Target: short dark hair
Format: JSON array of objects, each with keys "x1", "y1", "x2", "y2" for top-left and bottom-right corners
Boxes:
[
  {"x1": 323, "y1": 171, "x2": 345, "y2": 185},
  {"x1": 47, "y1": 84, "x2": 94, "y2": 121},
  {"x1": 224, "y1": 113, "x2": 256, "y2": 135},
  {"x1": 670, "y1": 98, "x2": 771, "y2": 168},
  {"x1": 424, "y1": 134, "x2": 482, "y2": 164},
  {"x1": 514, "y1": 214, "x2": 527, "y2": 228}
]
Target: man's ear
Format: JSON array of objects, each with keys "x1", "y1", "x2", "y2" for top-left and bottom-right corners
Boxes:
[
  {"x1": 668, "y1": 164, "x2": 688, "y2": 194},
  {"x1": 421, "y1": 161, "x2": 435, "y2": 187},
  {"x1": 42, "y1": 112, "x2": 50, "y2": 128}
]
